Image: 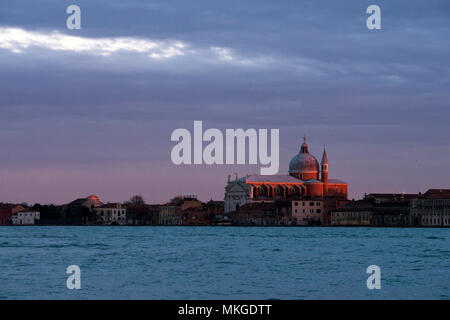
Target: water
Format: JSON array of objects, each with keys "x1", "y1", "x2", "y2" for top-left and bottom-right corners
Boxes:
[{"x1": 0, "y1": 226, "x2": 448, "y2": 299}]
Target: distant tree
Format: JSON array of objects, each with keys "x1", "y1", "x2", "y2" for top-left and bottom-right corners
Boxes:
[
  {"x1": 32, "y1": 203, "x2": 61, "y2": 220},
  {"x1": 128, "y1": 195, "x2": 145, "y2": 206},
  {"x1": 80, "y1": 206, "x2": 93, "y2": 219}
]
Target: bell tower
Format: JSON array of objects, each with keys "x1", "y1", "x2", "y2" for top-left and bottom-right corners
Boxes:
[{"x1": 321, "y1": 148, "x2": 328, "y2": 196}]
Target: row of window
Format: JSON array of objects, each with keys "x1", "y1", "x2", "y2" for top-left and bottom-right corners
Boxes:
[
  {"x1": 422, "y1": 218, "x2": 449, "y2": 225},
  {"x1": 294, "y1": 209, "x2": 322, "y2": 214},
  {"x1": 17, "y1": 213, "x2": 39, "y2": 217},
  {"x1": 97, "y1": 210, "x2": 125, "y2": 214},
  {"x1": 294, "y1": 202, "x2": 322, "y2": 207}
]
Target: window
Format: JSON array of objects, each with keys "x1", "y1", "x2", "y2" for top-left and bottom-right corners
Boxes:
[{"x1": 294, "y1": 202, "x2": 298, "y2": 206}]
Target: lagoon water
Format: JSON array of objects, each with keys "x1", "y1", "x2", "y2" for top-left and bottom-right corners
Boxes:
[{"x1": 0, "y1": 226, "x2": 448, "y2": 299}]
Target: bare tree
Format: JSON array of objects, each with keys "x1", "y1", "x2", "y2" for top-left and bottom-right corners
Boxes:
[{"x1": 128, "y1": 195, "x2": 145, "y2": 205}]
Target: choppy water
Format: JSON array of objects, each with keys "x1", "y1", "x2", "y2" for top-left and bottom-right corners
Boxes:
[{"x1": 0, "y1": 226, "x2": 448, "y2": 299}]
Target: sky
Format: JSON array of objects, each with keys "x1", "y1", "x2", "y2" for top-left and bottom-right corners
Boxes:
[{"x1": 0, "y1": 0, "x2": 449, "y2": 205}]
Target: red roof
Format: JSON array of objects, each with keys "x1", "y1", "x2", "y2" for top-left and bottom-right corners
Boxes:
[{"x1": 0, "y1": 203, "x2": 21, "y2": 210}]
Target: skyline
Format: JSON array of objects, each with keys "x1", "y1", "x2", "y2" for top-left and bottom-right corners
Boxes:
[{"x1": 1, "y1": 0, "x2": 449, "y2": 204}]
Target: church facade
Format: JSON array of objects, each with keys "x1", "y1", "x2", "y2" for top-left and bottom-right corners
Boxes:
[{"x1": 224, "y1": 138, "x2": 348, "y2": 216}]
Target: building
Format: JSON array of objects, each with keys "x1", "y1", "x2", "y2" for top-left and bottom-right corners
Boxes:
[
  {"x1": 231, "y1": 202, "x2": 277, "y2": 225},
  {"x1": 292, "y1": 199, "x2": 324, "y2": 225},
  {"x1": 224, "y1": 176, "x2": 252, "y2": 213},
  {"x1": 323, "y1": 197, "x2": 349, "y2": 225},
  {"x1": 126, "y1": 204, "x2": 160, "y2": 225},
  {"x1": 331, "y1": 201, "x2": 373, "y2": 226},
  {"x1": 371, "y1": 202, "x2": 410, "y2": 226},
  {"x1": 231, "y1": 201, "x2": 292, "y2": 225},
  {"x1": 11, "y1": 210, "x2": 40, "y2": 225},
  {"x1": 331, "y1": 193, "x2": 419, "y2": 226},
  {"x1": 203, "y1": 200, "x2": 227, "y2": 225},
  {"x1": 410, "y1": 189, "x2": 450, "y2": 227},
  {"x1": 65, "y1": 195, "x2": 103, "y2": 224},
  {"x1": 366, "y1": 193, "x2": 418, "y2": 227},
  {"x1": 159, "y1": 195, "x2": 203, "y2": 225},
  {"x1": 224, "y1": 138, "x2": 348, "y2": 225},
  {"x1": 364, "y1": 193, "x2": 420, "y2": 204},
  {"x1": 0, "y1": 204, "x2": 25, "y2": 225},
  {"x1": 180, "y1": 200, "x2": 226, "y2": 226},
  {"x1": 181, "y1": 207, "x2": 212, "y2": 225},
  {"x1": 93, "y1": 203, "x2": 127, "y2": 225},
  {"x1": 159, "y1": 204, "x2": 180, "y2": 225}
]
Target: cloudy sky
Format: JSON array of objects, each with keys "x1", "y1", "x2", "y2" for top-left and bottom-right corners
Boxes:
[{"x1": 0, "y1": 0, "x2": 449, "y2": 204}]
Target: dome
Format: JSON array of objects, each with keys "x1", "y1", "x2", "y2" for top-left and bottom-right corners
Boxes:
[
  {"x1": 289, "y1": 153, "x2": 320, "y2": 173},
  {"x1": 288, "y1": 138, "x2": 320, "y2": 176}
]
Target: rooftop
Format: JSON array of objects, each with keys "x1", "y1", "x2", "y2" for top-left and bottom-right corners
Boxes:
[
  {"x1": 423, "y1": 189, "x2": 450, "y2": 199},
  {"x1": 246, "y1": 174, "x2": 302, "y2": 184}
]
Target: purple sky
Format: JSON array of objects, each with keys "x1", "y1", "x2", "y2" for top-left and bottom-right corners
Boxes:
[{"x1": 0, "y1": 0, "x2": 449, "y2": 205}]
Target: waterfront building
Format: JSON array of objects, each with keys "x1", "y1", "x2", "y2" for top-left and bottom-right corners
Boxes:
[
  {"x1": 292, "y1": 199, "x2": 324, "y2": 225},
  {"x1": 365, "y1": 193, "x2": 418, "y2": 227},
  {"x1": 224, "y1": 138, "x2": 348, "y2": 225},
  {"x1": 323, "y1": 197, "x2": 349, "y2": 225},
  {"x1": 230, "y1": 201, "x2": 292, "y2": 225},
  {"x1": 410, "y1": 189, "x2": 450, "y2": 226},
  {"x1": 126, "y1": 204, "x2": 160, "y2": 225},
  {"x1": 159, "y1": 195, "x2": 202, "y2": 225},
  {"x1": 181, "y1": 207, "x2": 211, "y2": 225},
  {"x1": 364, "y1": 193, "x2": 420, "y2": 204},
  {"x1": 11, "y1": 210, "x2": 40, "y2": 225},
  {"x1": 180, "y1": 200, "x2": 226, "y2": 226},
  {"x1": 231, "y1": 202, "x2": 277, "y2": 225},
  {"x1": 0, "y1": 204, "x2": 25, "y2": 225},
  {"x1": 159, "y1": 204, "x2": 180, "y2": 225},
  {"x1": 64, "y1": 195, "x2": 103, "y2": 224},
  {"x1": 204, "y1": 200, "x2": 226, "y2": 225},
  {"x1": 330, "y1": 201, "x2": 373, "y2": 226},
  {"x1": 331, "y1": 193, "x2": 419, "y2": 226},
  {"x1": 371, "y1": 202, "x2": 410, "y2": 226},
  {"x1": 93, "y1": 203, "x2": 127, "y2": 225}
]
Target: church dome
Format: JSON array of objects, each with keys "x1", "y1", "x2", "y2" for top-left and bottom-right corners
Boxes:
[
  {"x1": 289, "y1": 153, "x2": 319, "y2": 172},
  {"x1": 288, "y1": 138, "x2": 319, "y2": 176}
]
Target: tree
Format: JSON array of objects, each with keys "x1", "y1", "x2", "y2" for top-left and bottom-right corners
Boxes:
[{"x1": 128, "y1": 195, "x2": 145, "y2": 206}]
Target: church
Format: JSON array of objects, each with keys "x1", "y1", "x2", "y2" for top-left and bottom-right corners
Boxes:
[{"x1": 224, "y1": 138, "x2": 348, "y2": 213}]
